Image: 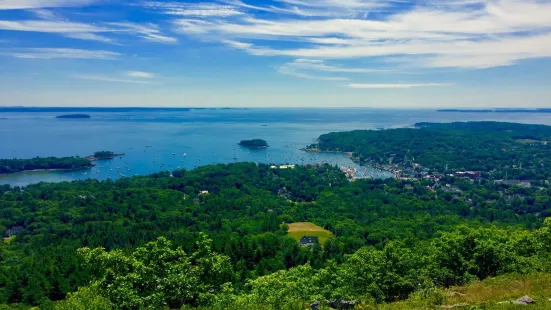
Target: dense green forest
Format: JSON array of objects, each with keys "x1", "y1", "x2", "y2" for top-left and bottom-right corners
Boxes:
[
  {"x1": 2, "y1": 122, "x2": 551, "y2": 309},
  {"x1": 0, "y1": 157, "x2": 92, "y2": 174},
  {"x1": 309, "y1": 122, "x2": 551, "y2": 180},
  {"x1": 0, "y1": 160, "x2": 550, "y2": 309}
]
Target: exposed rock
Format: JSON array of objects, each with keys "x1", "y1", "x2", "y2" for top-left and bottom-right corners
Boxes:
[
  {"x1": 513, "y1": 295, "x2": 535, "y2": 305},
  {"x1": 310, "y1": 301, "x2": 320, "y2": 310},
  {"x1": 441, "y1": 303, "x2": 469, "y2": 309},
  {"x1": 327, "y1": 300, "x2": 357, "y2": 309},
  {"x1": 310, "y1": 300, "x2": 357, "y2": 310}
]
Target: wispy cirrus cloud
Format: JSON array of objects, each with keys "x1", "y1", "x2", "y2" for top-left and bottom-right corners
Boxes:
[
  {"x1": 174, "y1": 0, "x2": 551, "y2": 75},
  {"x1": 277, "y1": 65, "x2": 349, "y2": 81},
  {"x1": 126, "y1": 71, "x2": 155, "y2": 78},
  {"x1": 106, "y1": 22, "x2": 178, "y2": 43},
  {"x1": 346, "y1": 83, "x2": 453, "y2": 89},
  {"x1": 0, "y1": 48, "x2": 120, "y2": 59},
  {"x1": 72, "y1": 74, "x2": 156, "y2": 84},
  {"x1": 0, "y1": 0, "x2": 96, "y2": 10},
  {"x1": 276, "y1": 58, "x2": 391, "y2": 81},
  {"x1": 144, "y1": 2, "x2": 244, "y2": 17},
  {"x1": 285, "y1": 59, "x2": 389, "y2": 73},
  {"x1": 0, "y1": 19, "x2": 178, "y2": 44}
]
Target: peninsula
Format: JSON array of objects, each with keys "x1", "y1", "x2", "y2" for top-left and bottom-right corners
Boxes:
[
  {"x1": 0, "y1": 151, "x2": 123, "y2": 174},
  {"x1": 238, "y1": 139, "x2": 269, "y2": 149},
  {"x1": 0, "y1": 156, "x2": 92, "y2": 174},
  {"x1": 55, "y1": 114, "x2": 91, "y2": 119},
  {"x1": 308, "y1": 121, "x2": 551, "y2": 181}
]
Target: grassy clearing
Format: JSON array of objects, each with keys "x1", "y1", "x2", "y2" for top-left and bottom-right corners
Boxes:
[
  {"x1": 516, "y1": 139, "x2": 545, "y2": 144},
  {"x1": 286, "y1": 222, "x2": 333, "y2": 245},
  {"x1": 371, "y1": 273, "x2": 551, "y2": 310}
]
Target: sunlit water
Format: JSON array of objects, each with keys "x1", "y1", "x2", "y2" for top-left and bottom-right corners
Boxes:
[{"x1": 2, "y1": 108, "x2": 551, "y2": 186}]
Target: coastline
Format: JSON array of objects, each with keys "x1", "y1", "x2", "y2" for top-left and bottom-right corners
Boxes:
[
  {"x1": 301, "y1": 148, "x2": 353, "y2": 157},
  {"x1": 238, "y1": 145, "x2": 269, "y2": 149},
  {"x1": 0, "y1": 166, "x2": 92, "y2": 175},
  {"x1": 301, "y1": 148, "x2": 395, "y2": 177}
]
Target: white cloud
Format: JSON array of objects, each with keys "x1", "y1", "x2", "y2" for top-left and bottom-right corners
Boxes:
[
  {"x1": 126, "y1": 71, "x2": 155, "y2": 78},
  {"x1": 287, "y1": 59, "x2": 389, "y2": 73},
  {"x1": 277, "y1": 0, "x2": 388, "y2": 9},
  {"x1": 174, "y1": 0, "x2": 551, "y2": 70},
  {"x1": 32, "y1": 9, "x2": 59, "y2": 20},
  {"x1": 0, "y1": 20, "x2": 108, "y2": 33},
  {"x1": 277, "y1": 65, "x2": 349, "y2": 80},
  {"x1": 64, "y1": 32, "x2": 115, "y2": 43},
  {"x1": 224, "y1": 0, "x2": 391, "y2": 17},
  {"x1": 0, "y1": 19, "x2": 177, "y2": 44},
  {"x1": 106, "y1": 22, "x2": 178, "y2": 43},
  {"x1": 0, "y1": 48, "x2": 120, "y2": 59},
  {"x1": 276, "y1": 58, "x2": 390, "y2": 81},
  {"x1": 346, "y1": 83, "x2": 453, "y2": 89},
  {"x1": 72, "y1": 74, "x2": 155, "y2": 84},
  {"x1": 0, "y1": 0, "x2": 95, "y2": 10},
  {"x1": 144, "y1": 2, "x2": 244, "y2": 17}
]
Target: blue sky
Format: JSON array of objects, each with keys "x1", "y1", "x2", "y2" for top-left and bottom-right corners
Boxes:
[{"x1": 0, "y1": 0, "x2": 550, "y2": 108}]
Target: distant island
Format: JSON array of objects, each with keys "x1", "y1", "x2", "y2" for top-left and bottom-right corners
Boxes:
[
  {"x1": 0, "y1": 156, "x2": 93, "y2": 174},
  {"x1": 438, "y1": 108, "x2": 551, "y2": 113},
  {"x1": 0, "y1": 107, "x2": 250, "y2": 113},
  {"x1": 238, "y1": 139, "x2": 269, "y2": 149},
  {"x1": 86, "y1": 151, "x2": 124, "y2": 161},
  {"x1": 56, "y1": 114, "x2": 91, "y2": 119}
]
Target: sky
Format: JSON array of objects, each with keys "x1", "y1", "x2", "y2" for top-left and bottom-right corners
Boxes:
[{"x1": 0, "y1": 0, "x2": 550, "y2": 108}]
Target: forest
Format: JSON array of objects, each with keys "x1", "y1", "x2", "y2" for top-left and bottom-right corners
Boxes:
[
  {"x1": 239, "y1": 139, "x2": 269, "y2": 149},
  {"x1": 309, "y1": 122, "x2": 551, "y2": 180},
  {"x1": 0, "y1": 158, "x2": 550, "y2": 309},
  {"x1": 0, "y1": 157, "x2": 92, "y2": 174}
]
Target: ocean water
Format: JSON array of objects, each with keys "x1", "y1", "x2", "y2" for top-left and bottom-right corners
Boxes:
[{"x1": 2, "y1": 108, "x2": 551, "y2": 187}]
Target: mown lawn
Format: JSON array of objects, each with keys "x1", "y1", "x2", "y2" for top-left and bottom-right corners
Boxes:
[{"x1": 286, "y1": 222, "x2": 333, "y2": 246}]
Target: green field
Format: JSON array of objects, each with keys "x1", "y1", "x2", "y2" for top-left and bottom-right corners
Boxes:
[{"x1": 286, "y1": 222, "x2": 333, "y2": 245}]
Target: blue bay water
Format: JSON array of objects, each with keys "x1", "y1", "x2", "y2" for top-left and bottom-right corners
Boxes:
[{"x1": 2, "y1": 108, "x2": 551, "y2": 186}]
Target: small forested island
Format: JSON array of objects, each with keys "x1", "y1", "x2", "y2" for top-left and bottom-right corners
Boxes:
[
  {"x1": 55, "y1": 114, "x2": 91, "y2": 119},
  {"x1": 85, "y1": 151, "x2": 124, "y2": 161},
  {"x1": 238, "y1": 138, "x2": 269, "y2": 149},
  {"x1": 0, "y1": 156, "x2": 92, "y2": 174}
]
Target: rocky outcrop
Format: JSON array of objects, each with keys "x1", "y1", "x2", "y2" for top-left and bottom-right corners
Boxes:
[
  {"x1": 513, "y1": 295, "x2": 535, "y2": 305},
  {"x1": 310, "y1": 300, "x2": 357, "y2": 310}
]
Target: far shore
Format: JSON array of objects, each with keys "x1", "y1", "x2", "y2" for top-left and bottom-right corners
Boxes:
[
  {"x1": 239, "y1": 146, "x2": 269, "y2": 149},
  {"x1": 301, "y1": 148, "x2": 353, "y2": 156},
  {"x1": 0, "y1": 166, "x2": 92, "y2": 175},
  {"x1": 86, "y1": 153, "x2": 125, "y2": 161}
]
